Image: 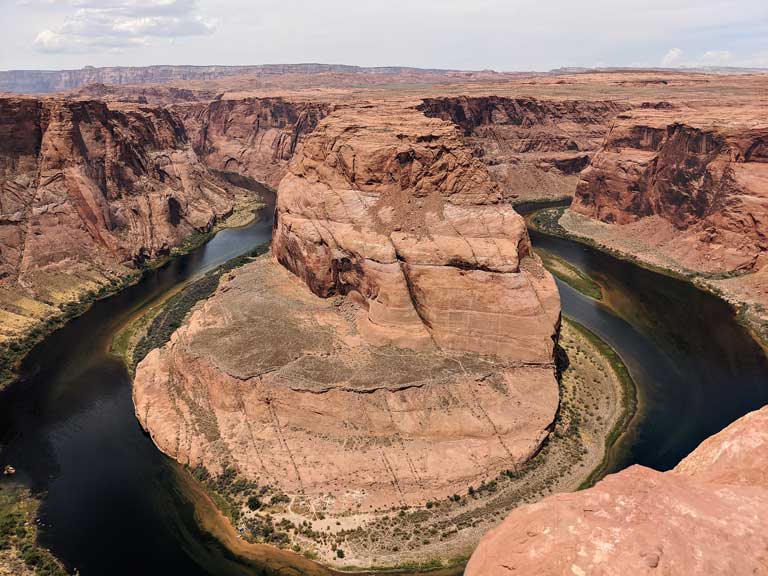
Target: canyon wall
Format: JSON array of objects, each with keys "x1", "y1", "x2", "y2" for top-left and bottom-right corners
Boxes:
[
  {"x1": 174, "y1": 98, "x2": 330, "y2": 188},
  {"x1": 272, "y1": 100, "x2": 561, "y2": 360},
  {"x1": 0, "y1": 96, "x2": 247, "y2": 343},
  {"x1": 466, "y1": 404, "x2": 768, "y2": 575},
  {"x1": 418, "y1": 96, "x2": 627, "y2": 203},
  {"x1": 571, "y1": 108, "x2": 768, "y2": 273}
]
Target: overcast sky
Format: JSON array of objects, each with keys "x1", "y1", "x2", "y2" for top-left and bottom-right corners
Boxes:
[{"x1": 2, "y1": 0, "x2": 767, "y2": 71}]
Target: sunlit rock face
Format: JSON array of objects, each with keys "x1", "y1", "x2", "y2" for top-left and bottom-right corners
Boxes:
[
  {"x1": 273, "y1": 100, "x2": 561, "y2": 361},
  {"x1": 418, "y1": 96, "x2": 628, "y2": 203},
  {"x1": 0, "y1": 96, "x2": 245, "y2": 341},
  {"x1": 466, "y1": 404, "x2": 768, "y2": 576},
  {"x1": 572, "y1": 108, "x2": 768, "y2": 273},
  {"x1": 174, "y1": 97, "x2": 330, "y2": 188}
]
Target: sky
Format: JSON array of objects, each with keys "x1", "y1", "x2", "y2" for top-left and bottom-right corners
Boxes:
[{"x1": 1, "y1": 0, "x2": 767, "y2": 71}]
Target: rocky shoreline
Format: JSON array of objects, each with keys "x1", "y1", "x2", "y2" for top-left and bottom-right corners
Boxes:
[{"x1": 530, "y1": 206, "x2": 768, "y2": 351}]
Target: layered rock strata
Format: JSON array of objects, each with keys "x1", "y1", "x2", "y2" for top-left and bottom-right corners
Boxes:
[
  {"x1": 134, "y1": 99, "x2": 562, "y2": 520},
  {"x1": 175, "y1": 98, "x2": 330, "y2": 188},
  {"x1": 0, "y1": 96, "x2": 248, "y2": 343},
  {"x1": 273, "y1": 101, "x2": 561, "y2": 360},
  {"x1": 418, "y1": 96, "x2": 627, "y2": 203},
  {"x1": 134, "y1": 256, "x2": 560, "y2": 512},
  {"x1": 466, "y1": 404, "x2": 768, "y2": 575},
  {"x1": 572, "y1": 107, "x2": 768, "y2": 273},
  {"x1": 566, "y1": 106, "x2": 768, "y2": 343}
]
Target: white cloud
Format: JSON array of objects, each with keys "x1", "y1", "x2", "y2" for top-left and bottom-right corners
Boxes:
[
  {"x1": 32, "y1": 0, "x2": 214, "y2": 53},
  {"x1": 699, "y1": 50, "x2": 732, "y2": 65},
  {"x1": 659, "y1": 47, "x2": 768, "y2": 68},
  {"x1": 660, "y1": 47, "x2": 683, "y2": 67},
  {"x1": 5, "y1": 0, "x2": 768, "y2": 70}
]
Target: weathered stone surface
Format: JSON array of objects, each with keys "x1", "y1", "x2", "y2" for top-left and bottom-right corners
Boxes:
[
  {"x1": 272, "y1": 101, "x2": 561, "y2": 361},
  {"x1": 418, "y1": 96, "x2": 628, "y2": 203},
  {"x1": 466, "y1": 404, "x2": 768, "y2": 576},
  {"x1": 134, "y1": 256, "x2": 559, "y2": 514},
  {"x1": 572, "y1": 108, "x2": 768, "y2": 274},
  {"x1": 0, "y1": 96, "x2": 246, "y2": 342},
  {"x1": 174, "y1": 97, "x2": 330, "y2": 188}
]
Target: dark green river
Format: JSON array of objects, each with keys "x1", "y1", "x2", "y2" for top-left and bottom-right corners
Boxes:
[{"x1": 0, "y1": 197, "x2": 766, "y2": 575}]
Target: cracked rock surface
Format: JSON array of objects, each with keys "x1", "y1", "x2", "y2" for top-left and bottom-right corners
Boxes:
[
  {"x1": 133, "y1": 256, "x2": 559, "y2": 512},
  {"x1": 466, "y1": 404, "x2": 768, "y2": 576}
]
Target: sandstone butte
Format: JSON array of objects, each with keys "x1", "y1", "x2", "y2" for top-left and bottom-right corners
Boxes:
[
  {"x1": 133, "y1": 99, "x2": 562, "y2": 517},
  {"x1": 466, "y1": 404, "x2": 768, "y2": 575}
]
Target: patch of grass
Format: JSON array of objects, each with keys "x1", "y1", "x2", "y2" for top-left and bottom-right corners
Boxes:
[
  {"x1": 0, "y1": 485, "x2": 69, "y2": 575},
  {"x1": 536, "y1": 249, "x2": 602, "y2": 300},
  {"x1": 511, "y1": 197, "x2": 572, "y2": 214},
  {"x1": 565, "y1": 318, "x2": 638, "y2": 489}
]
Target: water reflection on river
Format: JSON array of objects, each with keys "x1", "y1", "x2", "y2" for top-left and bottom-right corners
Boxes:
[{"x1": 0, "y1": 197, "x2": 765, "y2": 575}]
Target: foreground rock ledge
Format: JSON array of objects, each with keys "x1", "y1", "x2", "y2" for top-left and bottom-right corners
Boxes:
[
  {"x1": 466, "y1": 404, "x2": 768, "y2": 576},
  {"x1": 134, "y1": 256, "x2": 559, "y2": 513}
]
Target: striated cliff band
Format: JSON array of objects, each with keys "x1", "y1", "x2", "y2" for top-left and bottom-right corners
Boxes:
[
  {"x1": 562, "y1": 105, "x2": 768, "y2": 344},
  {"x1": 130, "y1": 100, "x2": 605, "y2": 567},
  {"x1": 0, "y1": 96, "x2": 257, "y2": 355},
  {"x1": 418, "y1": 96, "x2": 628, "y2": 204},
  {"x1": 466, "y1": 404, "x2": 768, "y2": 575},
  {"x1": 173, "y1": 97, "x2": 330, "y2": 188},
  {"x1": 271, "y1": 101, "x2": 561, "y2": 359}
]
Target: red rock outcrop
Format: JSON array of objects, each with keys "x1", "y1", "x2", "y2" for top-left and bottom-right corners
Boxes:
[
  {"x1": 272, "y1": 100, "x2": 561, "y2": 361},
  {"x1": 0, "y1": 96, "x2": 247, "y2": 342},
  {"x1": 133, "y1": 97, "x2": 563, "y2": 566},
  {"x1": 174, "y1": 98, "x2": 330, "y2": 188},
  {"x1": 572, "y1": 108, "x2": 768, "y2": 273},
  {"x1": 134, "y1": 256, "x2": 560, "y2": 514},
  {"x1": 466, "y1": 404, "x2": 768, "y2": 576},
  {"x1": 418, "y1": 96, "x2": 628, "y2": 203}
]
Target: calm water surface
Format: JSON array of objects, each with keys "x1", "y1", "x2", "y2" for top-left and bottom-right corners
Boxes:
[
  {"x1": 530, "y1": 229, "x2": 768, "y2": 472},
  {"x1": 0, "y1": 198, "x2": 765, "y2": 574}
]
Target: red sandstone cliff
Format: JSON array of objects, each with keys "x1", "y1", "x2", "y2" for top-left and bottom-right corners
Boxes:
[
  {"x1": 174, "y1": 98, "x2": 330, "y2": 188},
  {"x1": 466, "y1": 404, "x2": 768, "y2": 575},
  {"x1": 418, "y1": 97, "x2": 628, "y2": 203},
  {"x1": 0, "y1": 96, "x2": 248, "y2": 343},
  {"x1": 572, "y1": 108, "x2": 768, "y2": 273},
  {"x1": 272, "y1": 100, "x2": 561, "y2": 361},
  {"x1": 132, "y1": 98, "x2": 564, "y2": 565}
]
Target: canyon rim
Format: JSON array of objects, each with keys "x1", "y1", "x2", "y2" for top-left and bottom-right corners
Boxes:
[{"x1": 0, "y1": 27, "x2": 767, "y2": 576}]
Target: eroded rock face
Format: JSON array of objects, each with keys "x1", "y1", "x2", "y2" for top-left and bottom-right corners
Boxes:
[
  {"x1": 418, "y1": 96, "x2": 628, "y2": 203},
  {"x1": 175, "y1": 98, "x2": 330, "y2": 188},
  {"x1": 133, "y1": 99, "x2": 563, "y2": 560},
  {"x1": 0, "y1": 96, "x2": 245, "y2": 341},
  {"x1": 466, "y1": 404, "x2": 768, "y2": 576},
  {"x1": 572, "y1": 108, "x2": 768, "y2": 273},
  {"x1": 273, "y1": 101, "x2": 560, "y2": 361},
  {"x1": 134, "y1": 257, "x2": 559, "y2": 513}
]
